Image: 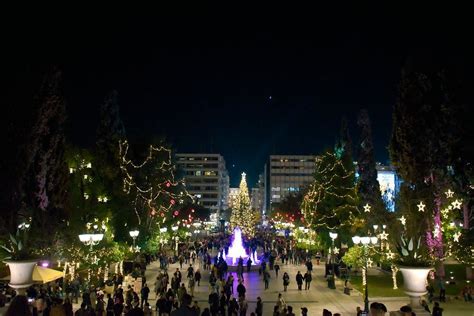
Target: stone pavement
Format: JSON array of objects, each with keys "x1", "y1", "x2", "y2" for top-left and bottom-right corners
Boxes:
[
  {"x1": 1, "y1": 259, "x2": 472, "y2": 315},
  {"x1": 145, "y1": 259, "x2": 474, "y2": 315}
]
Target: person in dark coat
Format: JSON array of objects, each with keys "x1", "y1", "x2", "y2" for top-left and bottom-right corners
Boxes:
[
  {"x1": 304, "y1": 272, "x2": 312, "y2": 290},
  {"x1": 228, "y1": 297, "x2": 239, "y2": 316},
  {"x1": 194, "y1": 270, "x2": 202, "y2": 286},
  {"x1": 296, "y1": 271, "x2": 304, "y2": 291},
  {"x1": 237, "y1": 281, "x2": 246, "y2": 298},
  {"x1": 255, "y1": 297, "x2": 263, "y2": 316}
]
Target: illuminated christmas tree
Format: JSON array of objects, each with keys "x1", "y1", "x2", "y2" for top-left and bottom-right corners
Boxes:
[
  {"x1": 230, "y1": 172, "x2": 258, "y2": 237},
  {"x1": 301, "y1": 150, "x2": 360, "y2": 234}
]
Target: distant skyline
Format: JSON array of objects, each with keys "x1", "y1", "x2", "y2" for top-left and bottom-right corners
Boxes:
[{"x1": 4, "y1": 7, "x2": 469, "y2": 187}]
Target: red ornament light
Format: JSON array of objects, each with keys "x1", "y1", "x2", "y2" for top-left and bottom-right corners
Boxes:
[
  {"x1": 174, "y1": 210, "x2": 179, "y2": 216},
  {"x1": 166, "y1": 182, "x2": 171, "y2": 188},
  {"x1": 160, "y1": 212, "x2": 165, "y2": 217},
  {"x1": 191, "y1": 209, "x2": 195, "y2": 213},
  {"x1": 170, "y1": 199, "x2": 175, "y2": 205}
]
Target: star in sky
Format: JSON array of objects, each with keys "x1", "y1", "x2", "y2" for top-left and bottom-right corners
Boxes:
[
  {"x1": 452, "y1": 200, "x2": 462, "y2": 210},
  {"x1": 445, "y1": 189, "x2": 454, "y2": 198},
  {"x1": 417, "y1": 201, "x2": 426, "y2": 212},
  {"x1": 363, "y1": 203, "x2": 371, "y2": 213}
]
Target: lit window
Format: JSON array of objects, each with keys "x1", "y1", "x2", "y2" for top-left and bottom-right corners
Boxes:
[
  {"x1": 272, "y1": 194, "x2": 280, "y2": 199},
  {"x1": 195, "y1": 171, "x2": 202, "y2": 176},
  {"x1": 271, "y1": 187, "x2": 280, "y2": 191}
]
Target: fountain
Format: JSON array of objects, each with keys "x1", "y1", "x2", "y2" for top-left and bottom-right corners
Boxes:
[{"x1": 223, "y1": 227, "x2": 260, "y2": 266}]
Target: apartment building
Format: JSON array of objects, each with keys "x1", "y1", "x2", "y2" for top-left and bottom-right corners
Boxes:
[{"x1": 176, "y1": 153, "x2": 229, "y2": 215}]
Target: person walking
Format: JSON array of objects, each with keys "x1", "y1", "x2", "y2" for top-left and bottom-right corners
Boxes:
[
  {"x1": 274, "y1": 263, "x2": 280, "y2": 277},
  {"x1": 187, "y1": 264, "x2": 194, "y2": 279},
  {"x1": 228, "y1": 297, "x2": 239, "y2": 316},
  {"x1": 296, "y1": 271, "x2": 303, "y2": 291},
  {"x1": 282, "y1": 272, "x2": 290, "y2": 292},
  {"x1": 276, "y1": 293, "x2": 286, "y2": 314},
  {"x1": 141, "y1": 284, "x2": 150, "y2": 308},
  {"x1": 304, "y1": 271, "x2": 312, "y2": 290},
  {"x1": 188, "y1": 276, "x2": 196, "y2": 297},
  {"x1": 255, "y1": 297, "x2": 263, "y2": 316},
  {"x1": 263, "y1": 269, "x2": 270, "y2": 290},
  {"x1": 194, "y1": 269, "x2": 202, "y2": 286},
  {"x1": 237, "y1": 280, "x2": 246, "y2": 298},
  {"x1": 238, "y1": 296, "x2": 248, "y2": 316}
]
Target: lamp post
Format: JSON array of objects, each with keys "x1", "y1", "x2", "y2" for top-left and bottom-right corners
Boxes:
[
  {"x1": 352, "y1": 235, "x2": 378, "y2": 313},
  {"x1": 79, "y1": 233, "x2": 104, "y2": 251},
  {"x1": 329, "y1": 232, "x2": 338, "y2": 279},
  {"x1": 171, "y1": 226, "x2": 179, "y2": 254},
  {"x1": 129, "y1": 230, "x2": 139, "y2": 249}
]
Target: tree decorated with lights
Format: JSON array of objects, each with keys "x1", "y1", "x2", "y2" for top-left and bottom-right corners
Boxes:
[
  {"x1": 356, "y1": 109, "x2": 388, "y2": 226},
  {"x1": 271, "y1": 190, "x2": 306, "y2": 226},
  {"x1": 118, "y1": 139, "x2": 192, "y2": 236},
  {"x1": 230, "y1": 172, "x2": 258, "y2": 237},
  {"x1": 301, "y1": 149, "x2": 361, "y2": 243},
  {"x1": 65, "y1": 146, "x2": 113, "y2": 230}
]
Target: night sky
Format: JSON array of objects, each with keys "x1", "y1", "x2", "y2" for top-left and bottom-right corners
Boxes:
[{"x1": 4, "y1": 6, "x2": 470, "y2": 186}]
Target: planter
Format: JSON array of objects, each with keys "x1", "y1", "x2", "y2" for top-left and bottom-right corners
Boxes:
[
  {"x1": 399, "y1": 266, "x2": 432, "y2": 313},
  {"x1": 3, "y1": 259, "x2": 37, "y2": 295}
]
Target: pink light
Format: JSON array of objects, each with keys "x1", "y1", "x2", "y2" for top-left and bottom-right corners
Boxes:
[
  {"x1": 226, "y1": 227, "x2": 260, "y2": 266},
  {"x1": 41, "y1": 262, "x2": 49, "y2": 268}
]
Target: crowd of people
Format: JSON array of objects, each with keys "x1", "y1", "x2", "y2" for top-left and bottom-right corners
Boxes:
[{"x1": 0, "y1": 233, "x2": 460, "y2": 315}]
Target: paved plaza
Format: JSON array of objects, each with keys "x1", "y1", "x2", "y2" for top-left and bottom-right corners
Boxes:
[{"x1": 142, "y1": 259, "x2": 474, "y2": 316}]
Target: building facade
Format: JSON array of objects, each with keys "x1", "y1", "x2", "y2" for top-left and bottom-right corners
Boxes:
[
  {"x1": 176, "y1": 153, "x2": 229, "y2": 216},
  {"x1": 375, "y1": 163, "x2": 401, "y2": 212},
  {"x1": 264, "y1": 155, "x2": 401, "y2": 213},
  {"x1": 265, "y1": 155, "x2": 317, "y2": 212}
]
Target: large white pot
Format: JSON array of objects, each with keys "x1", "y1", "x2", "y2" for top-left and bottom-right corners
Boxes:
[
  {"x1": 399, "y1": 266, "x2": 432, "y2": 312},
  {"x1": 4, "y1": 259, "x2": 37, "y2": 295}
]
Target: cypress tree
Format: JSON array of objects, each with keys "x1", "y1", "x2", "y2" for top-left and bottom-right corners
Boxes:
[
  {"x1": 356, "y1": 109, "x2": 387, "y2": 226},
  {"x1": 390, "y1": 61, "x2": 458, "y2": 273},
  {"x1": 22, "y1": 67, "x2": 69, "y2": 240}
]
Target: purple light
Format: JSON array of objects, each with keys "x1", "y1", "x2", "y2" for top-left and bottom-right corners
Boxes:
[
  {"x1": 41, "y1": 262, "x2": 49, "y2": 268},
  {"x1": 224, "y1": 227, "x2": 260, "y2": 266}
]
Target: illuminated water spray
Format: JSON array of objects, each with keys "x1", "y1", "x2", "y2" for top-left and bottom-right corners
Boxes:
[{"x1": 224, "y1": 227, "x2": 260, "y2": 265}]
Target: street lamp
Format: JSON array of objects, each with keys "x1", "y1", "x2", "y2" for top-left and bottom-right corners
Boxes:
[
  {"x1": 129, "y1": 230, "x2": 139, "y2": 248},
  {"x1": 329, "y1": 232, "x2": 338, "y2": 280},
  {"x1": 174, "y1": 236, "x2": 180, "y2": 254},
  {"x1": 352, "y1": 235, "x2": 378, "y2": 313},
  {"x1": 79, "y1": 233, "x2": 104, "y2": 250}
]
